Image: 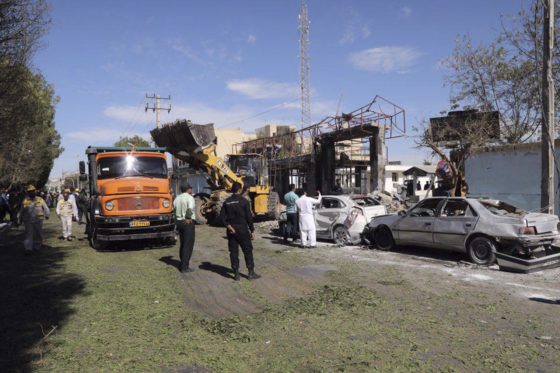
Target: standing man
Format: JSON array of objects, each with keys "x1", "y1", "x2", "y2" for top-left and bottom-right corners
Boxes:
[
  {"x1": 283, "y1": 184, "x2": 299, "y2": 243},
  {"x1": 76, "y1": 189, "x2": 88, "y2": 224},
  {"x1": 333, "y1": 179, "x2": 343, "y2": 194},
  {"x1": 173, "y1": 183, "x2": 196, "y2": 273},
  {"x1": 20, "y1": 185, "x2": 50, "y2": 254},
  {"x1": 295, "y1": 189, "x2": 321, "y2": 248},
  {"x1": 56, "y1": 189, "x2": 78, "y2": 241},
  {"x1": 220, "y1": 182, "x2": 260, "y2": 281}
]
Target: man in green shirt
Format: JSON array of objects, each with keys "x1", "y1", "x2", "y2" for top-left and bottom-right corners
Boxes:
[{"x1": 173, "y1": 183, "x2": 196, "y2": 273}]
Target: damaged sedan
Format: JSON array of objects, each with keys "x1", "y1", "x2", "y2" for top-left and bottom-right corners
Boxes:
[{"x1": 362, "y1": 197, "x2": 560, "y2": 271}]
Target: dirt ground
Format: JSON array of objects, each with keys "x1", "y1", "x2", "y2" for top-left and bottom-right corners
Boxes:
[{"x1": 1, "y1": 217, "x2": 559, "y2": 372}]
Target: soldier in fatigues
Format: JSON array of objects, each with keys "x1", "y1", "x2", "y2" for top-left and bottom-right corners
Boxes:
[
  {"x1": 56, "y1": 189, "x2": 78, "y2": 241},
  {"x1": 219, "y1": 182, "x2": 261, "y2": 281},
  {"x1": 20, "y1": 185, "x2": 50, "y2": 254}
]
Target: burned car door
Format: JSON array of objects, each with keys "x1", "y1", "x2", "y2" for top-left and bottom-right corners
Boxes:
[
  {"x1": 394, "y1": 198, "x2": 443, "y2": 246},
  {"x1": 433, "y1": 199, "x2": 478, "y2": 251},
  {"x1": 315, "y1": 197, "x2": 346, "y2": 238}
]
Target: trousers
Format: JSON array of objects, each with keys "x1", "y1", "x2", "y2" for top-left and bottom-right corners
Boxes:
[
  {"x1": 177, "y1": 220, "x2": 195, "y2": 270},
  {"x1": 227, "y1": 229, "x2": 254, "y2": 270},
  {"x1": 61, "y1": 215, "x2": 73, "y2": 238},
  {"x1": 300, "y1": 229, "x2": 316, "y2": 247},
  {"x1": 284, "y1": 212, "x2": 298, "y2": 240},
  {"x1": 24, "y1": 219, "x2": 43, "y2": 251},
  {"x1": 78, "y1": 208, "x2": 85, "y2": 223}
]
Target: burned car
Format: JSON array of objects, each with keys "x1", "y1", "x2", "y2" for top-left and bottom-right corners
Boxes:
[
  {"x1": 362, "y1": 197, "x2": 560, "y2": 270},
  {"x1": 316, "y1": 195, "x2": 387, "y2": 245},
  {"x1": 280, "y1": 195, "x2": 387, "y2": 245}
]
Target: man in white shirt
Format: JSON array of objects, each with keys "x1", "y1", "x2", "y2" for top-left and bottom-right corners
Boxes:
[
  {"x1": 295, "y1": 190, "x2": 321, "y2": 248},
  {"x1": 56, "y1": 189, "x2": 78, "y2": 241}
]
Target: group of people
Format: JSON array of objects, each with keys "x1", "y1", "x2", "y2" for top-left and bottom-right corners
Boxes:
[
  {"x1": 283, "y1": 183, "x2": 322, "y2": 248},
  {"x1": 9, "y1": 185, "x2": 90, "y2": 255},
  {"x1": 173, "y1": 181, "x2": 260, "y2": 281}
]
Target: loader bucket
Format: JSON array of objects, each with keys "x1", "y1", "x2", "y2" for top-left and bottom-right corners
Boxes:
[{"x1": 151, "y1": 119, "x2": 217, "y2": 155}]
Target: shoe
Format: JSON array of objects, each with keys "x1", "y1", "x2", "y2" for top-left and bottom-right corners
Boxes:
[
  {"x1": 233, "y1": 269, "x2": 241, "y2": 281},
  {"x1": 67, "y1": 237, "x2": 73, "y2": 241},
  {"x1": 181, "y1": 268, "x2": 195, "y2": 273},
  {"x1": 248, "y1": 270, "x2": 261, "y2": 280},
  {"x1": 58, "y1": 236, "x2": 65, "y2": 240}
]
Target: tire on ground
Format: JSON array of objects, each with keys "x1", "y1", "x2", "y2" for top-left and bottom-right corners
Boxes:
[
  {"x1": 194, "y1": 195, "x2": 208, "y2": 225},
  {"x1": 333, "y1": 225, "x2": 350, "y2": 246},
  {"x1": 467, "y1": 236, "x2": 496, "y2": 265},
  {"x1": 375, "y1": 226, "x2": 395, "y2": 251}
]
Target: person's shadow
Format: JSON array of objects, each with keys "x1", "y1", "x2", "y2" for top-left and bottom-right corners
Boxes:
[
  {"x1": 159, "y1": 256, "x2": 181, "y2": 272},
  {"x1": 529, "y1": 297, "x2": 560, "y2": 305},
  {"x1": 199, "y1": 261, "x2": 247, "y2": 280}
]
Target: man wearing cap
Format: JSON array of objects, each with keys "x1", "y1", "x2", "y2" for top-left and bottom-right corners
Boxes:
[
  {"x1": 20, "y1": 185, "x2": 50, "y2": 254},
  {"x1": 173, "y1": 183, "x2": 196, "y2": 273},
  {"x1": 56, "y1": 189, "x2": 78, "y2": 241}
]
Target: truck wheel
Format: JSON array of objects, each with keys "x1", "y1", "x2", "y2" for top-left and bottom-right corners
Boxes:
[
  {"x1": 194, "y1": 196, "x2": 208, "y2": 224},
  {"x1": 90, "y1": 228, "x2": 107, "y2": 251},
  {"x1": 333, "y1": 226, "x2": 350, "y2": 246},
  {"x1": 267, "y1": 192, "x2": 281, "y2": 220},
  {"x1": 467, "y1": 236, "x2": 496, "y2": 265},
  {"x1": 375, "y1": 226, "x2": 395, "y2": 251}
]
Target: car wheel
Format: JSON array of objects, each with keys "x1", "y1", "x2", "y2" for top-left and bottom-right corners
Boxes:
[
  {"x1": 333, "y1": 226, "x2": 350, "y2": 246},
  {"x1": 467, "y1": 236, "x2": 496, "y2": 265},
  {"x1": 375, "y1": 226, "x2": 395, "y2": 251},
  {"x1": 90, "y1": 229, "x2": 107, "y2": 251}
]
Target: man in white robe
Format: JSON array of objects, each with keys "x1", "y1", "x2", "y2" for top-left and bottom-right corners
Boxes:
[{"x1": 295, "y1": 190, "x2": 321, "y2": 248}]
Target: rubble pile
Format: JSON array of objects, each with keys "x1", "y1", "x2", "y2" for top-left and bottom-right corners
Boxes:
[
  {"x1": 370, "y1": 191, "x2": 407, "y2": 213},
  {"x1": 255, "y1": 219, "x2": 279, "y2": 234}
]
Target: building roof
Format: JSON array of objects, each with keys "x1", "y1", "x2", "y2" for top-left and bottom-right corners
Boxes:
[{"x1": 403, "y1": 165, "x2": 437, "y2": 177}]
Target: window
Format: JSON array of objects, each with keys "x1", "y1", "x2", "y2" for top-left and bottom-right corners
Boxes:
[
  {"x1": 392, "y1": 172, "x2": 398, "y2": 182},
  {"x1": 98, "y1": 156, "x2": 168, "y2": 179},
  {"x1": 408, "y1": 198, "x2": 442, "y2": 217},
  {"x1": 321, "y1": 198, "x2": 344, "y2": 209},
  {"x1": 441, "y1": 199, "x2": 476, "y2": 217}
]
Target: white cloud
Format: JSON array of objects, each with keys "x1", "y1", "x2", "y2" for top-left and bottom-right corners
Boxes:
[
  {"x1": 247, "y1": 34, "x2": 256, "y2": 44},
  {"x1": 66, "y1": 128, "x2": 150, "y2": 142},
  {"x1": 349, "y1": 46, "x2": 421, "y2": 74},
  {"x1": 399, "y1": 6, "x2": 412, "y2": 18},
  {"x1": 169, "y1": 40, "x2": 205, "y2": 65},
  {"x1": 104, "y1": 105, "x2": 153, "y2": 124},
  {"x1": 226, "y1": 78, "x2": 299, "y2": 100},
  {"x1": 338, "y1": 11, "x2": 371, "y2": 45}
]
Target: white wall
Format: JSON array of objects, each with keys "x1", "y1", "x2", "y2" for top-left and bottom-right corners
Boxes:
[{"x1": 465, "y1": 146, "x2": 559, "y2": 213}]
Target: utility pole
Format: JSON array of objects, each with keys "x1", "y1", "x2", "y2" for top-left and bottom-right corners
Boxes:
[
  {"x1": 541, "y1": 0, "x2": 555, "y2": 214},
  {"x1": 145, "y1": 94, "x2": 171, "y2": 128}
]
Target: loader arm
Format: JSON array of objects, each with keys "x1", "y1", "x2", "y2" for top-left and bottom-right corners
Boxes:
[{"x1": 150, "y1": 120, "x2": 244, "y2": 192}]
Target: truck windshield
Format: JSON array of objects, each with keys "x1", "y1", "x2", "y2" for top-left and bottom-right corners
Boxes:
[{"x1": 98, "y1": 156, "x2": 167, "y2": 179}]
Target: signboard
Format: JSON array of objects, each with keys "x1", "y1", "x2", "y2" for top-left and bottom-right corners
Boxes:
[{"x1": 429, "y1": 110, "x2": 500, "y2": 143}]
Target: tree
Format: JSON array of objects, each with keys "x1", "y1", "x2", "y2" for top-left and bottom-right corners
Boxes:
[
  {"x1": 0, "y1": 0, "x2": 61, "y2": 189},
  {"x1": 418, "y1": 0, "x2": 558, "y2": 196},
  {"x1": 113, "y1": 135, "x2": 151, "y2": 148}
]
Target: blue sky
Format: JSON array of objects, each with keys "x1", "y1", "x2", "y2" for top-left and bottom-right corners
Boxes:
[{"x1": 35, "y1": 0, "x2": 526, "y2": 179}]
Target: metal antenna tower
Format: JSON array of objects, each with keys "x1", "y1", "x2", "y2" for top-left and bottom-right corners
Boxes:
[{"x1": 299, "y1": 0, "x2": 311, "y2": 139}]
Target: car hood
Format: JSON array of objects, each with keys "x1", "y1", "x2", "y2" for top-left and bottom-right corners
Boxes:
[{"x1": 366, "y1": 213, "x2": 401, "y2": 228}]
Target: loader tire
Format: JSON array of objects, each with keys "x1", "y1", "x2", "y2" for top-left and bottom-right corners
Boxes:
[
  {"x1": 266, "y1": 192, "x2": 281, "y2": 220},
  {"x1": 194, "y1": 195, "x2": 208, "y2": 225}
]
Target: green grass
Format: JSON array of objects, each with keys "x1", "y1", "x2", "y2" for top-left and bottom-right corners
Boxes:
[{"x1": 1, "y1": 217, "x2": 559, "y2": 372}]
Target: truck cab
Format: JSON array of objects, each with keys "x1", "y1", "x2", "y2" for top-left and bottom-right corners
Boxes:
[{"x1": 81, "y1": 146, "x2": 175, "y2": 249}]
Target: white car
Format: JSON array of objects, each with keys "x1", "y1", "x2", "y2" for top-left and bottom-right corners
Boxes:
[{"x1": 315, "y1": 195, "x2": 387, "y2": 245}]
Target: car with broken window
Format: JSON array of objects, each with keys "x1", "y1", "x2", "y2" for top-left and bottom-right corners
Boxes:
[
  {"x1": 362, "y1": 197, "x2": 560, "y2": 269},
  {"x1": 313, "y1": 195, "x2": 388, "y2": 245}
]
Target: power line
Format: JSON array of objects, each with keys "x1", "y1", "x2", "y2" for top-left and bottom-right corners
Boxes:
[{"x1": 145, "y1": 94, "x2": 171, "y2": 128}]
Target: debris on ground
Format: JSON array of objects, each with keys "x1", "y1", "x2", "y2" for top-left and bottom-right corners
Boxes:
[{"x1": 370, "y1": 190, "x2": 407, "y2": 213}]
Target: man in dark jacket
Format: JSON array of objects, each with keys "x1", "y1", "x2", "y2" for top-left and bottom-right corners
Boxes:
[{"x1": 219, "y1": 182, "x2": 261, "y2": 281}]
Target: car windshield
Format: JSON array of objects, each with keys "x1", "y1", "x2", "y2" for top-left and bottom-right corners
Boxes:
[
  {"x1": 479, "y1": 199, "x2": 525, "y2": 216},
  {"x1": 352, "y1": 197, "x2": 380, "y2": 206},
  {"x1": 98, "y1": 156, "x2": 167, "y2": 179}
]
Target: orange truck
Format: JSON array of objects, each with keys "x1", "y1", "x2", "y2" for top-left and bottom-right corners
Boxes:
[{"x1": 79, "y1": 146, "x2": 175, "y2": 249}]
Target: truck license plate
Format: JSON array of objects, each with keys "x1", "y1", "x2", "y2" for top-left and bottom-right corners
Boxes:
[{"x1": 130, "y1": 220, "x2": 150, "y2": 227}]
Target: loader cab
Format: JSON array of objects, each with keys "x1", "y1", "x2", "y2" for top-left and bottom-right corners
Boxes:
[{"x1": 227, "y1": 154, "x2": 269, "y2": 187}]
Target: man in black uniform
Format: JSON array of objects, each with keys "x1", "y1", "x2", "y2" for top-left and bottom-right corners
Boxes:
[{"x1": 220, "y1": 182, "x2": 261, "y2": 281}]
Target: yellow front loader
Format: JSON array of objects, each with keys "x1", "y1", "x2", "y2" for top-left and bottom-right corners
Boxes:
[{"x1": 151, "y1": 120, "x2": 281, "y2": 224}]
